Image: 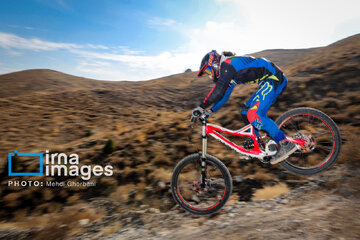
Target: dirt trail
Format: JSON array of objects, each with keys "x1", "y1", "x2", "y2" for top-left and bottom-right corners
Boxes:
[{"x1": 62, "y1": 164, "x2": 360, "y2": 240}]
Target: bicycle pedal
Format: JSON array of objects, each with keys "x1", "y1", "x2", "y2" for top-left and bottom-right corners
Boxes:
[{"x1": 261, "y1": 156, "x2": 272, "y2": 164}]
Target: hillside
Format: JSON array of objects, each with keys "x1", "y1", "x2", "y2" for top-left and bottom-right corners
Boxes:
[
  {"x1": 0, "y1": 69, "x2": 115, "y2": 98},
  {"x1": 0, "y1": 34, "x2": 359, "y2": 239},
  {"x1": 249, "y1": 48, "x2": 317, "y2": 68},
  {"x1": 286, "y1": 34, "x2": 360, "y2": 76}
]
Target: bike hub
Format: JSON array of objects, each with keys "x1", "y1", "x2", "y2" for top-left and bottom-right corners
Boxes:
[{"x1": 301, "y1": 135, "x2": 315, "y2": 152}]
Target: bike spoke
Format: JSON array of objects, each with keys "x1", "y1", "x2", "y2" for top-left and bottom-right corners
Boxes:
[
  {"x1": 280, "y1": 113, "x2": 335, "y2": 169},
  {"x1": 176, "y1": 158, "x2": 227, "y2": 211},
  {"x1": 290, "y1": 118, "x2": 300, "y2": 132},
  {"x1": 313, "y1": 132, "x2": 330, "y2": 138}
]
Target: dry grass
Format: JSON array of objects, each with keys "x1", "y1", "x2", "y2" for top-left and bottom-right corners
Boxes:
[
  {"x1": 0, "y1": 203, "x2": 104, "y2": 239},
  {"x1": 0, "y1": 34, "x2": 359, "y2": 235},
  {"x1": 338, "y1": 127, "x2": 360, "y2": 165},
  {"x1": 148, "y1": 168, "x2": 172, "y2": 182},
  {"x1": 246, "y1": 168, "x2": 278, "y2": 183},
  {"x1": 252, "y1": 182, "x2": 290, "y2": 200},
  {"x1": 108, "y1": 184, "x2": 137, "y2": 202}
]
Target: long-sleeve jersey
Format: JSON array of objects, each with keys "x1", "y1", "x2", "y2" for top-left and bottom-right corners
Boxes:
[{"x1": 200, "y1": 56, "x2": 286, "y2": 111}]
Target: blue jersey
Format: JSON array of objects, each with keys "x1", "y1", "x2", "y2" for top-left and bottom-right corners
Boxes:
[
  {"x1": 199, "y1": 56, "x2": 288, "y2": 143},
  {"x1": 200, "y1": 56, "x2": 286, "y2": 110}
]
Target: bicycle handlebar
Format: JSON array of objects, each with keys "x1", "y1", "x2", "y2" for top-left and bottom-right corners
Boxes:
[{"x1": 190, "y1": 113, "x2": 208, "y2": 123}]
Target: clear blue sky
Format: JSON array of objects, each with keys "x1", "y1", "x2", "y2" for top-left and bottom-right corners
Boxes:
[{"x1": 0, "y1": 0, "x2": 359, "y2": 80}]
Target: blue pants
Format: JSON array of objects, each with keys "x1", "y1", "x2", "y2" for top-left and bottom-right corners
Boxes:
[{"x1": 241, "y1": 77, "x2": 287, "y2": 143}]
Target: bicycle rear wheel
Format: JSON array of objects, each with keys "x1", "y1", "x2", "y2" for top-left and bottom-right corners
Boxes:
[
  {"x1": 275, "y1": 107, "x2": 341, "y2": 175},
  {"x1": 171, "y1": 153, "x2": 232, "y2": 215}
]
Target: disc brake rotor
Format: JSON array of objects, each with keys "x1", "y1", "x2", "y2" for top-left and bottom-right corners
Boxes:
[{"x1": 294, "y1": 132, "x2": 315, "y2": 152}]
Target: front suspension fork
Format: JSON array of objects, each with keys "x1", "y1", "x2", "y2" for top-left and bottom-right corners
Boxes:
[{"x1": 201, "y1": 121, "x2": 207, "y2": 188}]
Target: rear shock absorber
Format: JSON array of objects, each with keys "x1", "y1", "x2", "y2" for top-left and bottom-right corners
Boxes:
[
  {"x1": 243, "y1": 137, "x2": 265, "y2": 150},
  {"x1": 243, "y1": 138, "x2": 254, "y2": 150}
]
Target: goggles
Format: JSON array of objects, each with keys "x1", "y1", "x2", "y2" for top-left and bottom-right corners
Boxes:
[{"x1": 204, "y1": 66, "x2": 213, "y2": 77}]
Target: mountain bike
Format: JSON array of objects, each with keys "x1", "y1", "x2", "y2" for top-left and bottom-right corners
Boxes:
[{"x1": 171, "y1": 107, "x2": 341, "y2": 215}]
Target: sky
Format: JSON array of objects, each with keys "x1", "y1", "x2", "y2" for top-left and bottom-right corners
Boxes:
[{"x1": 0, "y1": 0, "x2": 359, "y2": 81}]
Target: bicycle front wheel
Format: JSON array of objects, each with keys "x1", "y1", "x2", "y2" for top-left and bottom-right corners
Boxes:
[
  {"x1": 275, "y1": 107, "x2": 341, "y2": 175},
  {"x1": 171, "y1": 153, "x2": 232, "y2": 215}
]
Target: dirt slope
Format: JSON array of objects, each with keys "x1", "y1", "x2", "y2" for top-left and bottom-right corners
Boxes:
[{"x1": 0, "y1": 34, "x2": 359, "y2": 239}]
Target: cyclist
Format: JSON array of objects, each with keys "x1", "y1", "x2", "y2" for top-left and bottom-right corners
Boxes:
[{"x1": 192, "y1": 50, "x2": 296, "y2": 164}]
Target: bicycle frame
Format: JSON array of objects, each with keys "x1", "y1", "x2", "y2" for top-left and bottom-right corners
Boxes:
[
  {"x1": 196, "y1": 114, "x2": 308, "y2": 188},
  {"x1": 199, "y1": 117, "x2": 306, "y2": 160}
]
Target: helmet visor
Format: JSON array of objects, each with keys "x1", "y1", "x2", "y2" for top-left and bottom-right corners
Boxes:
[{"x1": 204, "y1": 66, "x2": 213, "y2": 76}]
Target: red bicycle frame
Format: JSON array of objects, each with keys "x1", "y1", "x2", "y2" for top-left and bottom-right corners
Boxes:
[
  {"x1": 200, "y1": 118, "x2": 306, "y2": 160},
  {"x1": 206, "y1": 123, "x2": 263, "y2": 157}
]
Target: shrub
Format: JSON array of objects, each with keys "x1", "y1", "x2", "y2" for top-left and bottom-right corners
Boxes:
[
  {"x1": 86, "y1": 130, "x2": 94, "y2": 137},
  {"x1": 102, "y1": 138, "x2": 115, "y2": 154}
]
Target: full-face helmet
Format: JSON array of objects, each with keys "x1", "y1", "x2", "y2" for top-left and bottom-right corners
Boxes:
[{"x1": 197, "y1": 50, "x2": 221, "y2": 80}]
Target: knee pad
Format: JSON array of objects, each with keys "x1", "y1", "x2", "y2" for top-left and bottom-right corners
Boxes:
[{"x1": 247, "y1": 102, "x2": 261, "y2": 123}]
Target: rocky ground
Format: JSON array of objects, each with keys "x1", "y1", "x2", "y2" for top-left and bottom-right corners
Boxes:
[
  {"x1": 2, "y1": 163, "x2": 359, "y2": 240},
  {"x1": 70, "y1": 164, "x2": 360, "y2": 240}
]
